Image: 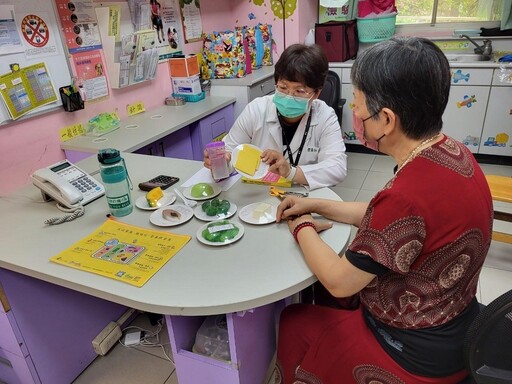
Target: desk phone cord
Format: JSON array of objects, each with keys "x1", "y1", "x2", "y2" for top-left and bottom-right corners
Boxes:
[{"x1": 44, "y1": 203, "x2": 85, "y2": 225}]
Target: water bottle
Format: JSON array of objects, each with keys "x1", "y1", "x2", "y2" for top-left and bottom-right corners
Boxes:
[
  {"x1": 97, "y1": 148, "x2": 133, "y2": 217},
  {"x1": 206, "y1": 141, "x2": 230, "y2": 181}
]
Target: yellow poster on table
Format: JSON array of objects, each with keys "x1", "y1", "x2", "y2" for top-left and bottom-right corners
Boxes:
[{"x1": 50, "y1": 219, "x2": 191, "y2": 287}]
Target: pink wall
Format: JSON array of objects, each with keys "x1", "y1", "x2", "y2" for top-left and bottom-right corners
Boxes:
[{"x1": 0, "y1": 0, "x2": 317, "y2": 196}]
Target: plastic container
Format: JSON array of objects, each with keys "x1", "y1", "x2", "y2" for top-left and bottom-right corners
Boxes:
[
  {"x1": 97, "y1": 148, "x2": 133, "y2": 217},
  {"x1": 192, "y1": 315, "x2": 230, "y2": 361},
  {"x1": 357, "y1": 14, "x2": 397, "y2": 43},
  {"x1": 205, "y1": 141, "x2": 230, "y2": 181},
  {"x1": 172, "y1": 91, "x2": 206, "y2": 102}
]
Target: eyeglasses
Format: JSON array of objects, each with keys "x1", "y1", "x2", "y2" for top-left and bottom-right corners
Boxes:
[
  {"x1": 361, "y1": 110, "x2": 380, "y2": 123},
  {"x1": 275, "y1": 83, "x2": 315, "y2": 99}
]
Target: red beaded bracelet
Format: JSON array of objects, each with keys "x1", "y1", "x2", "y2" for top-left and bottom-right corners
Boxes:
[{"x1": 293, "y1": 221, "x2": 317, "y2": 243}]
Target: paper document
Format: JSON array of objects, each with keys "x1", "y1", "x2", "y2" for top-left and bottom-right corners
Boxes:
[{"x1": 181, "y1": 167, "x2": 241, "y2": 191}]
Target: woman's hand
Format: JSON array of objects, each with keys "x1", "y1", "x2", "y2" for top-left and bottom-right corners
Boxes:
[
  {"x1": 261, "y1": 149, "x2": 291, "y2": 178},
  {"x1": 203, "y1": 149, "x2": 231, "y2": 170},
  {"x1": 277, "y1": 196, "x2": 314, "y2": 222}
]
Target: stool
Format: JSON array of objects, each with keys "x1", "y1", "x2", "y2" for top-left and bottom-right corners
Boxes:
[{"x1": 485, "y1": 175, "x2": 512, "y2": 244}]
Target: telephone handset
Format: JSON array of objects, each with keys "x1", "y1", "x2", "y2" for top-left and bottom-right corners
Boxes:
[{"x1": 32, "y1": 160, "x2": 105, "y2": 208}]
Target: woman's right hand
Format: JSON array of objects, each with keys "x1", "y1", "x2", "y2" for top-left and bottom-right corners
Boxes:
[{"x1": 276, "y1": 196, "x2": 315, "y2": 222}]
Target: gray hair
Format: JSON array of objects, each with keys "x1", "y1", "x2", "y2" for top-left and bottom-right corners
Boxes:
[{"x1": 351, "y1": 37, "x2": 451, "y2": 140}]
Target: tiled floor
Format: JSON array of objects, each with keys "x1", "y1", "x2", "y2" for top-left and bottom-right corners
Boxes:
[{"x1": 73, "y1": 151, "x2": 512, "y2": 384}]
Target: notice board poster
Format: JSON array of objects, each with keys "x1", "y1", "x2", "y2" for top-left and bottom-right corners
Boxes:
[
  {"x1": 54, "y1": 0, "x2": 108, "y2": 101},
  {"x1": 0, "y1": 0, "x2": 71, "y2": 124}
]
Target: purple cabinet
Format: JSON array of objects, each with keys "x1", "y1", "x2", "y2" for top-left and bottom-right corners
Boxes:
[
  {"x1": 135, "y1": 125, "x2": 195, "y2": 159},
  {"x1": 0, "y1": 269, "x2": 127, "y2": 384},
  {"x1": 190, "y1": 104, "x2": 235, "y2": 161},
  {"x1": 136, "y1": 104, "x2": 234, "y2": 161},
  {"x1": 166, "y1": 300, "x2": 279, "y2": 384}
]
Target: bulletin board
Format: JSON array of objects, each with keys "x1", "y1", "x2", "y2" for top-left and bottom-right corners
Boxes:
[{"x1": 0, "y1": 0, "x2": 72, "y2": 124}]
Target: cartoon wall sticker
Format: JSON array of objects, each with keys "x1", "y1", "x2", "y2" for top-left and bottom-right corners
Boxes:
[
  {"x1": 452, "y1": 69, "x2": 470, "y2": 83},
  {"x1": 456, "y1": 94, "x2": 477, "y2": 108},
  {"x1": 483, "y1": 133, "x2": 509, "y2": 147},
  {"x1": 463, "y1": 135, "x2": 480, "y2": 147}
]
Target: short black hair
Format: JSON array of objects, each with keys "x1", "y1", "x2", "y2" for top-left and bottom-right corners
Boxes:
[
  {"x1": 351, "y1": 37, "x2": 451, "y2": 139},
  {"x1": 274, "y1": 44, "x2": 328, "y2": 90}
]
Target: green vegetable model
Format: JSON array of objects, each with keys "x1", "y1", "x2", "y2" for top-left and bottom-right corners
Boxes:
[
  {"x1": 202, "y1": 220, "x2": 239, "y2": 243},
  {"x1": 201, "y1": 198, "x2": 231, "y2": 216}
]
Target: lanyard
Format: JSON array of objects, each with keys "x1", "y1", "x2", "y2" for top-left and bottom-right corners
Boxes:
[{"x1": 280, "y1": 112, "x2": 312, "y2": 167}]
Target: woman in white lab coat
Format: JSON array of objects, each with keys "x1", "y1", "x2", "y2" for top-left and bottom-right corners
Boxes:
[{"x1": 204, "y1": 44, "x2": 347, "y2": 190}]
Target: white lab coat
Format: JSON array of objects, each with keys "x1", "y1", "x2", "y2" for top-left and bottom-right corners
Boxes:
[{"x1": 223, "y1": 95, "x2": 347, "y2": 190}]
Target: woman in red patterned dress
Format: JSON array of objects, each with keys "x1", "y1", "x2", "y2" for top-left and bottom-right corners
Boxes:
[{"x1": 274, "y1": 37, "x2": 493, "y2": 384}]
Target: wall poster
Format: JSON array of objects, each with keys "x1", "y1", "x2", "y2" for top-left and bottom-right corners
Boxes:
[{"x1": 179, "y1": 0, "x2": 202, "y2": 43}]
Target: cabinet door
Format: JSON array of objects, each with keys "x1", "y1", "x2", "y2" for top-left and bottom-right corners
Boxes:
[
  {"x1": 161, "y1": 127, "x2": 195, "y2": 160},
  {"x1": 0, "y1": 312, "x2": 27, "y2": 357},
  {"x1": 479, "y1": 86, "x2": 512, "y2": 156},
  {"x1": 247, "y1": 77, "x2": 275, "y2": 101},
  {"x1": 135, "y1": 142, "x2": 159, "y2": 156},
  {"x1": 190, "y1": 105, "x2": 235, "y2": 161},
  {"x1": 0, "y1": 348, "x2": 38, "y2": 384},
  {"x1": 442, "y1": 85, "x2": 490, "y2": 153}
]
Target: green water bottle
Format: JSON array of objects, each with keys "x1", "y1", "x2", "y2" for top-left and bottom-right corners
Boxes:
[{"x1": 97, "y1": 148, "x2": 133, "y2": 217}]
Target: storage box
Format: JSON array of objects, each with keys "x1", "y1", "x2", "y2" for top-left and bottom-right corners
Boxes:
[
  {"x1": 171, "y1": 75, "x2": 202, "y2": 95},
  {"x1": 357, "y1": 14, "x2": 397, "y2": 43},
  {"x1": 168, "y1": 55, "x2": 200, "y2": 77},
  {"x1": 315, "y1": 20, "x2": 359, "y2": 62},
  {"x1": 192, "y1": 315, "x2": 230, "y2": 361},
  {"x1": 318, "y1": 0, "x2": 356, "y2": 24}
]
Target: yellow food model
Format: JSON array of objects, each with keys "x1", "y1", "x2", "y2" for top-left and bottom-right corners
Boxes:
[
  {"x1": 146, "y1": 187, "x2": 164, "y2": 207},
  {"x1": 235, "y1": 145, "x2": 261, "y2": 176}
]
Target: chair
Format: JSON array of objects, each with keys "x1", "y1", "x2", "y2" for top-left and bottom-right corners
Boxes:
[
  {"x1": 462, "y1": 289, "x2": 512, "y2": 383},
  {"x1": 485, "y1": 175, "x2": 512, "y2": 244},
  {"x1": 318, "y1": 70, "x2": 345, "y2": 125}
]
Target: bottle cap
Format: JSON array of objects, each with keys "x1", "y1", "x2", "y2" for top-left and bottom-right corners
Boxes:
[
  {"x1": 98, "y1": 148, "x2": 121, "y2": 164},
  {"x1": 205, "y1": 141, "x2": 225, "y2": 149}
]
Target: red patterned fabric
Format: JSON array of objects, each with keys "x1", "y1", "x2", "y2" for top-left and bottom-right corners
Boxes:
[
  {"x1": 275, "y1": 136, "x2": 493, "y2": 383},
  {"x1": 275, "y1": 305, "x2": 468, "y2": 384},
  {"x1": 351, "y1": 136, "x2": 492, "y2": 329}
]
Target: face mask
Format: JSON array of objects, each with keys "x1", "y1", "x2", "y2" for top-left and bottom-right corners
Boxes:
[
  {"x1": 273, "y1": 90, "x2": 310, "y2": 118},
  {"x1": 352, "y1": 111, "x2": 385, "y2": 152}
]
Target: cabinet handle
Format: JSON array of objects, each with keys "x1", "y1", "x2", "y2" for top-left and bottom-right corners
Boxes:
[
  {"x1": 0, "y1": 356, "x2": 13, "y2": 368},
  {"x1": 160, "y1": 142, "x2": 166, "y2": 157}
]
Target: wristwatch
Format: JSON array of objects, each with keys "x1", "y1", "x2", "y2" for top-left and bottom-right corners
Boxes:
[{"x1": 285, "y1": 166, "x2": 297, "y2": 182}]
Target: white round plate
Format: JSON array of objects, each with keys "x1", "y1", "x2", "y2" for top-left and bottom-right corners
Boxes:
[
  {"x1": 149, "y1": 204, "x2": 194, "y2": 227},
  {"x1": 193, "y1": 201, "x2": 237, "y2": 222},
  {"x1": 238, "y1": 202, "x2": 277, "y2": 225},
  {"x1": 135, "y1": 191, "x2": 176, "y2": 210},
  {"x1": 231, "y1": 144, "x2": 269, "y2": 180},
  {"x1": 196, "y1": 220, "x2": 244, "y2": 246},
  {"x1": 182, "y1": 183, "x2": 222, "y2": 201}
]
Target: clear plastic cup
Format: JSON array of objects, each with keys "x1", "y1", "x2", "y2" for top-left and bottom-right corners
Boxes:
[{"x1": 206, "y1": 141, "x2": 230, "y2": 181}]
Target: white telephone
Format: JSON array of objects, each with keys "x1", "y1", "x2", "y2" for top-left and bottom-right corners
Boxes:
[{"x1": 32, "y1": 160, "x2": 105, "y2": 208}]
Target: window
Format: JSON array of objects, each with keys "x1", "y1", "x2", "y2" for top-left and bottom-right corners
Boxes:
[{"x1": 396, "y1": 0, "x2": 504, "y2": 25}]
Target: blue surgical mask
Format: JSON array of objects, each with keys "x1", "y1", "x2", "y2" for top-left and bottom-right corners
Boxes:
[{"x1": 273, "y1": 90, "x2": 310, "y2": 118}]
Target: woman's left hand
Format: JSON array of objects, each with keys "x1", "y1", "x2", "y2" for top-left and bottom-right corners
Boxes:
[
  {"x1": 285, "y1": 214, "x2": 333, "y2": 234},
  {"x1": 261, "y1": 149, "x2": 290, "y2": 178}
]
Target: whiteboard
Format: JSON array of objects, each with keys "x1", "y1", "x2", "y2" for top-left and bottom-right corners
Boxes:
[{"x1": 0, "y1": 0, "x2": 72, "y2": 124}]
